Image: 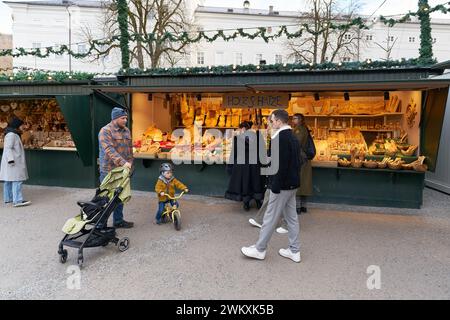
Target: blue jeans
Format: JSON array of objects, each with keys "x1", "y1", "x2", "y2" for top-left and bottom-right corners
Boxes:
[
  {"x1": 3, "y1": 181, "x2": 24, "y2": 205},
  {"x1": 99, "y1": 172, "x2": 124, "y2": 226},
  {"x1": 155, "y1": 200, "x2": 178, "y2": 223}
]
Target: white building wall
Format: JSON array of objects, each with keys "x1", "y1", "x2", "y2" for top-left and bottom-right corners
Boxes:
[
  {"x1": 5, "y1": 1, "x2": 450, "y2": 73},
  {"x1": 8, "y1": 2, "x2": 122, "y2": 73}
]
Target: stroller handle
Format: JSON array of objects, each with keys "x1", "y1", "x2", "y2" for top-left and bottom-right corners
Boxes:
[{"x1": 165, "y1": 191, "x2": 186, "y2": 200}]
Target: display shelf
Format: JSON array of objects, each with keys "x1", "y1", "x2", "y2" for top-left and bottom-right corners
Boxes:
[
  {"x1": 42, "y1": 146, "x2": 77, "y2": 152},
  {"x1": 133, "y1": 153, "x2": 159, "y2": 159},
  {"x1": 175, "y1": 126, "x2": 238, "y2": 129},
  {"x1": 328, "y1": 128, "x2": 394, "y2": 132},
  {"x1": 333, "y1": 166, "x2": 425, "y2": 174},
  {"x1": 305, "y1": 112, "x2": 403, "y2": 118}
]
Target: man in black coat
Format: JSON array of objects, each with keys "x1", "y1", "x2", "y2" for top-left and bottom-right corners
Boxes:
[{"x1": 241, "y1": 109, "x2": 302, "y2": 263}]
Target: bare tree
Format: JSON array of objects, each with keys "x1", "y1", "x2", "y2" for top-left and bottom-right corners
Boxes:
[
  {"x1": 374, "y1": 26, "x2": 398, "y2": 61},
  {"x1": 286, "y1": 0, "x2": 366, "y2": 64},
  {"x1": 84, "y1": 0, "x2": 194, "y2": 69}
]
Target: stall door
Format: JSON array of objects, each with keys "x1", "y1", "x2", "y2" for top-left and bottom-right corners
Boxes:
[
  {"x1": 420, "y1": 87, "x2": 449, "y2": 172},
  {"x1": 56, "y1": 95, "x2": 93, "y2": 166}
]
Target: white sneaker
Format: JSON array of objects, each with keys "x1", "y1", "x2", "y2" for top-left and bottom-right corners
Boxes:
[
  {"x1": 276, "y1": 227, "x2": 288, "y2": 234},
  {"x1": 241, "y1": 245, "x2": 266, "y2": 260},
  {"x1": 13, "y1": 201, "x2": 31, "y2": 208},
  {"x1": 248, "y1": 218, "x2": 262, "y2": 228},
  {"x1": 279, "y1": 248, "x2": 301, "y2": 263}
]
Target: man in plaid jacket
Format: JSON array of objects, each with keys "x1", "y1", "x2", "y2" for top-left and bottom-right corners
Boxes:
[{"x1": 98, "y1": 107, "x2": 134, "y2": 228}]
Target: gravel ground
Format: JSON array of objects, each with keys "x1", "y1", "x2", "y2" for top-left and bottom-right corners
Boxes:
[{"x1": 0, "y1": 185, "x2": 449, "y2": 300}]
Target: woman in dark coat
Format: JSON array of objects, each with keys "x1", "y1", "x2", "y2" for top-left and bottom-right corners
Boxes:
[
  {"x1": 292, "y1": 113, "x2": 313, "y2": 213},
  {"x1": 225, "y1": 121, "x2": 265, "y2": 211}
]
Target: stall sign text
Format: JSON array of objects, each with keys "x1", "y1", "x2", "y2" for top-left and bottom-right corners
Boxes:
[{"x1": 223, "y1": 93, "x2": 289, "y2": 109}]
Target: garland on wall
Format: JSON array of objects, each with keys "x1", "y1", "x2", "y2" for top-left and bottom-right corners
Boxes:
[
  {"x1": 0, "y1": 19, "x2": 368, "y2": 59},
  {"x1": 380, "y1": 1, "x2": 450, "y2": 27}
]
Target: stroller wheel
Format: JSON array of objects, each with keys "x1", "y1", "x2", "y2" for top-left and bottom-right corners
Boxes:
[
  {"x1": 59, "y1": 250, "x2": 68, "y2": 264},
  {"x1": 118, "y1": 237, "x2": 130, "y2": 252},
  {"x1": 77, "y1": 255, "x2": 84, "y2": 268}
]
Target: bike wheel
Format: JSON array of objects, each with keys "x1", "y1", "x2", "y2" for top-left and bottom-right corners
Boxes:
[{"x1": 173, "y1": 210, "x2": 181, "y2": 231}]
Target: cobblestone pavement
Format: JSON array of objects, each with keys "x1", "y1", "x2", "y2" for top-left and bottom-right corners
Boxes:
[{"x1": 0, "y1": 185, "x2": 449, "y2": 299}]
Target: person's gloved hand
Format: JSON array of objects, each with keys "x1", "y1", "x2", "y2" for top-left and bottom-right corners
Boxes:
[
  {"x1": 160, "y1": 192, "x2": 165, "y2": 196},
  {"x1": 184, "y1": 189, "x2": 189, "y2": 193}
]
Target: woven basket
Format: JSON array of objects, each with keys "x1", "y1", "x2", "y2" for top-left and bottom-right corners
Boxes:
[
  {"x1": 363, "y1": 161, "x2": 378, "y2": 169},
  {"x1": 402, "y1": 164, "x2": 413, "y2": 170},
  {"x1": 387, "y1": 162, "x2": 403, "y2": 170},
  {"x1": 377, "y1": 162, "x2": 388, "y2": 169},
  {"x1": 338, "y1": 159, "x2": 351, "y2": 167},
  {"x1": 351, "y1": 161, "x2": 363, "y2": 168}
]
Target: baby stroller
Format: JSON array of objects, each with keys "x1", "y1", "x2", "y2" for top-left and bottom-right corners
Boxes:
[{"x1": 58, "y1": 167, "x2": 132, "y2": 268}]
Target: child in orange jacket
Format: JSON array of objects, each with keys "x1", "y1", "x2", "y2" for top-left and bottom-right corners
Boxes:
[{"x1": 154, "y1": 163, "x2": 188, "y2": 224}]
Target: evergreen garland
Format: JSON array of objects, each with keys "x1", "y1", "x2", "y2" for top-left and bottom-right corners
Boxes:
[
  {"x1": 418, "y1": 0, "x2": 434, "y2": 63},
  {"x1": 0, "y1": 19, "x2": 368, "y2": 58},
  {"x1": 117, "y1": 0, "x2": 130, "y2": 70}
]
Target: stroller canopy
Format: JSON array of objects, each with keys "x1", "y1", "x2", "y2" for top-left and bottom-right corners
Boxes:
[{"x1": 99, "y1": 166, "x2": 132, "y2": 204}]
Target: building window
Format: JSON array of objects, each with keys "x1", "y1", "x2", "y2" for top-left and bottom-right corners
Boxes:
[
  {"x1": 433, "y1": 38, "x2": 437, "y2": 43},
  {"x1": 197, "y1": 52, "x2": 205, "y2": 65},
  {"x1": 275, "y1": 54, "x2": 283, "y2": 64},
  {"x1": 344, "y1": 34, "x2": 352, "y2": 40},
  {"x1": 389, "y1": 36, "x2": 394, "y2": 42},
  {"x1": 78, "y1": 44, "x2": 87, "y2": 54},
  {"x1": 215, "y1": 51, "x2": 224, "y2": 65},
  {"x1": 255, "y1": 53, "x2": 263, "y2": 65},
  {"x1": 366, "y1": 35, "x2": 373, "y2": 41},
  {"x1": 294, "y1": 54, "x2": 301, "y2": 64},
  {"x1": 342, "y1": 57, "x2": 351, "y2": 62},
  {"x1": 234, "y1": 52, "x2": 243, "y2": 65},
  {"x1": 409, "y1": 37, "x2": 415, "y2": 43}
]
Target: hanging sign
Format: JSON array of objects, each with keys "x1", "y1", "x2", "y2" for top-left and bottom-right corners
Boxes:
[{"x1": 223, "y1": 93, "x2": 289, "y2": 109}]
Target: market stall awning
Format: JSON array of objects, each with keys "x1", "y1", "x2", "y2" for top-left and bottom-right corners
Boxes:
[
  {"x1": 85, "y1": 85, "x2": 249, "y2": 93},
  {"x1": 247, "y1": 79, "x2": 450, "y2": 92},
  {"x1": 86, "y1": 79, "x2": 450, "y2": 94}
]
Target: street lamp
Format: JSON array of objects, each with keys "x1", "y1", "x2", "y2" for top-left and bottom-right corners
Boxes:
[{"x1": 63, "y1": 0, "x2": 74, "y2": 73}]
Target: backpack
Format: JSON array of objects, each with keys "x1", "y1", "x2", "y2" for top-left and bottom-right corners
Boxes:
[{"x1": 305, "y1": 131, "x2": 316, "y2": 160}]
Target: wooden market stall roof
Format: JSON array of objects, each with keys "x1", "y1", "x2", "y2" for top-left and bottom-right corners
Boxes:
[{"x1": 86, "y1": 64, "x2": 450, "y2": 94}]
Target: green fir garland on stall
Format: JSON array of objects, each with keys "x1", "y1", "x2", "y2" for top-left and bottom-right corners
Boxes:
[
  {"x1": 0, "y1": 58, "x2": 438, "y2": 82},
  {"x1": 117, "y1": 0, "x2": 130, "y2": 70},
  {"x1": 418, "y1": 0, "x2": 434, "y2": 63}
]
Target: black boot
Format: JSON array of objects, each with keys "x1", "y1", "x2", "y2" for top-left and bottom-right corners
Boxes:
[
  {"x1": 256, "y1": 200, "x2": 263, "y2": 210},
  {"x1": 301, "y1": 207, "x2": 307, "y2": 213},
  {"x1": 243, "y1": 202, "x2": 250, "y2": 211}
]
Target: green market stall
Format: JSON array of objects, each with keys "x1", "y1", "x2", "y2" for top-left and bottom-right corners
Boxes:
[
  {"x1": 0, "y1": 81, "x2": 123, "y2": 188},
  {"x1": 90, "y1": 64, "x2": 450, "y2": 209}
]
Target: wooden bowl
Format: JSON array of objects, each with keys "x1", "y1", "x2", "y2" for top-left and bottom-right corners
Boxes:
[{"x1": 413, "y1": 164, "x2": 428, "y2": 172}]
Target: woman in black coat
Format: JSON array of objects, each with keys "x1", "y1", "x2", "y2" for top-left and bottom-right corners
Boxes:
[{"x1": 225, "y1": 121, "x2": 265, "y2": 211}]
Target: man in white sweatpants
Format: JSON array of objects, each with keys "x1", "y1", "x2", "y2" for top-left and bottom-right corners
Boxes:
[{"x1": 241, "y1": 109, "x2": 302, "y2": 263}]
